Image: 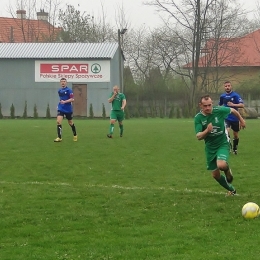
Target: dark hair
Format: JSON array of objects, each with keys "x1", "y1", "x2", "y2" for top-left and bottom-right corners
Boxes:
[
  {"x1": 199, "y1": 94, "x2": 211, "y2": 103},
  {"x1": 60, "y1": 78, "x2": 67, "y2": 81}
]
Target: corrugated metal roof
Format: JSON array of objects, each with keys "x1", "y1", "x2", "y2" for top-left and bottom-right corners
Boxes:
[{"x1": 0, "y1": 42, "x2": 118, "y2": 59}]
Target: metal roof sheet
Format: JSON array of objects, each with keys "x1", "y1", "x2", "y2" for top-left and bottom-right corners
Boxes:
[{"x1": 0, "y1": 42, "x2": 118, "y2": 59}]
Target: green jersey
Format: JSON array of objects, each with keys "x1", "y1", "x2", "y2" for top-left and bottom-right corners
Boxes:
[
  {"x1": 110, "y1": 92, "x2": 126, "y2": 110},
  {"x1": 194, "y1": 106, "x2": 231, "y2": 149}
]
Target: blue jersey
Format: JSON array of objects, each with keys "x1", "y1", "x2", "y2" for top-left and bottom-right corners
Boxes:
[
  {"x1": 219, "y1": 91, "x2": 243, "y2": 122},
  {"x1": 57, "y1": 86, "x2": 74, "y2": 113}
]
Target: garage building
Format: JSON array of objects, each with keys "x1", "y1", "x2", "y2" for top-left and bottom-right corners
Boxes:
[{"x1": 0, "y1": 42, "x2": 122, "y2": 117}]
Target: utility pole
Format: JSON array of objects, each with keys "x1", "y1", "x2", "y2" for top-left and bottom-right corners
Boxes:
[{"x1": 118, "y1": 28, "x2": 127, "y2": 92}]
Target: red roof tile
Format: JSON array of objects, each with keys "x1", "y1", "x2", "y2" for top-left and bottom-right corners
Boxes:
[
  {"x1": 184, "y1": 29, "x2": 260, "y2": 68},
  {"x1": 0, "y1": 17, "x2": 61, "y2": 43}
]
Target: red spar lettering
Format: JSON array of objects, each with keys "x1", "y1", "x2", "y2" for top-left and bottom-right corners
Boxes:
[{"x1": 40, "y1": 64, "x2": 89, "y2": 74}]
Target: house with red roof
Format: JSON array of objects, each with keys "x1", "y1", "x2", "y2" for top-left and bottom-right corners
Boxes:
[
  {"x1": 0, "y1": 10, "x2": 61, "y2": 43},
  {"x1": 184, "y1": 29, "x2": 260, "y2": 91}
]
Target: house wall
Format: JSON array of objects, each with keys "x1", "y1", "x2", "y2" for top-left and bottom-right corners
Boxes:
[
  {"x1": 0, "y1": 52, "x2": 122, "y2": 117},
  {"x1": 201, "y1": 66, "x2": 260, "y2": 92}
]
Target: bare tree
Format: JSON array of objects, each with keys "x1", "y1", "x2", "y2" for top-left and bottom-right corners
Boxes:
[
  {"x1": 4, "y1": 0, "x2": 62, "y2": 42},
  {"x1": 58, "y1": 4, "x2": 115, "y2": 43},
  {"x1": 143, "y1": 0, "x2": 251, "y2": 113},
  {"x1": 124, "y1": 26, "x2": 155, "y2": 86}
]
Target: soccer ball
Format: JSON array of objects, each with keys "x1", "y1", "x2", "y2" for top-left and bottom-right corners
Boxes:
[{"x1": 242, "y1": 202, "x2": 260, "y2": 219}]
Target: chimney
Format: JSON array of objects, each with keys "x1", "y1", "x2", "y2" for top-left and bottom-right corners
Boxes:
[
  {"x1": 36, "y1": 9, "x2": 48, "y2": 21},
  {"x1": 16, "y1": 10, "x2": 26, "y2": 19}
]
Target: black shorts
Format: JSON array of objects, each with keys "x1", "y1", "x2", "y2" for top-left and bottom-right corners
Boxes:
[
  {"x1": 57, "y1": 110, "x2": 73, "y2": 120},
  {"x1": 225, "y1": 120, "x2": 240, "y2": 132}
]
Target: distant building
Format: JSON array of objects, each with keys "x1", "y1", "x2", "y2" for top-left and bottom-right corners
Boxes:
[
  {"x1": 0, "y1": 42, "x2": 123, "y2": 117},
  {"x1": 183, "y1": 29, "x2": 260, "y2": 89},
  {"x1": 0, "y1": 9, "x2": 61, "y2": 43}
]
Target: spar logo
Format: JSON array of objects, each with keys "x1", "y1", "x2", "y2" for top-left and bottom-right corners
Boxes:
[
  {"x1": 91, "y1": 63, "x2": 101, "y2": 74},
  {"x1": 40, "y1": 63, "x2": 89, "y2": 74}
]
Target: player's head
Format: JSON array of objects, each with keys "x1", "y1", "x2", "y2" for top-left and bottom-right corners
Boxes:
[
  {"x1": 113, "y1": 85, "x2": 120, "y2": 93},
  {"x1": 199, "y1": 94, "x2": 213, "y2": 114},
  {"x1": 224, "y1": 81, "x2": 232, "y2": 93},
  {"x1": 60, "y1": 78, "x2": 67, "y2": 88}
]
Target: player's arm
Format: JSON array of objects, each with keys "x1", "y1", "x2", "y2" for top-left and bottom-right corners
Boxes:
[
  {"x1": 64, "y1": 98, "x2": 74, "y2": 103},
  {"x1": 60, "y1": 98, "x2": 74, "y2": 104},
  {"x1": 230, "y1": 108, "x2": 246, "y2": 128},
  {"x1": 227, "y1": 102, "x2": 244, "y2": 108},
  {"x1": 60, "y1": 93, "x2": 74, "y2": 104},
  {"x1": 227, "y1": 95, "x2": 244, "y2": 108},
  {"x1": 108, "y1": 92, "x2": 117, "y2": 103},
  {"x1": 196, "y1": 123, "x2": 213, "y2": 140},
  {"x1": 121, "y1": 98, "x2": 126, "y2": 110}
]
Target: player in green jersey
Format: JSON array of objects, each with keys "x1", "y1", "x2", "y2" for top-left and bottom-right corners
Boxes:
[
  {"x1": 194, "y1": 94, "x2": 246, "y2": 195},
  {"x1": 107, "y1": 85, "x2": 127, "y2": 138}
]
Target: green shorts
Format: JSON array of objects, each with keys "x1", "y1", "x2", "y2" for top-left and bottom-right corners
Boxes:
[
  {"x1": 110, "y1": 110, "x2": 124, "y2": 122},
  {"x1": 205, "y1": 142, "x2": 230, "y2": 171}
]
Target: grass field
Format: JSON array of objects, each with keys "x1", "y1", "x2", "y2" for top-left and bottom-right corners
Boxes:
[{"x1": 1, "y1": 118, "x2": 260, "y2": 259}]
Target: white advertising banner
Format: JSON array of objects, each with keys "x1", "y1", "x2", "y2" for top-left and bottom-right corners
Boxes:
[{"x1": 35, "y1": 60, "x2": 110, "y2": 82}]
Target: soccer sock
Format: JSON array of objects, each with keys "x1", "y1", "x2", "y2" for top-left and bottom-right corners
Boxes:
[
  {"x1": 228, "y1": 134, "x2": 232, "y2": 150},
  {"x1": 216, "y1": 174, "x2": 235, "y2": 192},
  {"x1": 57, "y1": 124, "x2": 62, "y2": 138},
  {"x1": 70, "y1": 124, "x2": 77, "y2": 136},
  {"x1": 233, "y1": 138, "x2": 239, "y2": 151},
  {"x1": 109, "y1": 124, "x2": 114, "y2": 134},
  {"x1": 119, "y1": 124, "x2": 123, "y2": 135}
]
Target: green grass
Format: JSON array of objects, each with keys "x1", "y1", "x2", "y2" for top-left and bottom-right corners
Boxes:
[{"x1": 0, "y1": 118, "x2": 260, "y2": 259}]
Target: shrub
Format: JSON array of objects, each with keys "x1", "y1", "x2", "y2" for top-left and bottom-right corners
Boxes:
[
  {"x1": 134, "y1": 107, "x2": 140, "y2": 118},
  {"x1": 150, "y1": 106, "x2": 156, "y2": 118},
  {"x1": 33, "y1": 104, "x2": 38, "y2": 118},
  {"x1": 169, "y1": 105, "x2": 174, "y2": 118},
  {"x1": 102, "y1": 103, "x2": 106, "y2": 119},
  {"x1": 176, "y1": 107, "x2": 181, "y2": 118},
  {"x1": 23, "y1": 101, "x2": 27, "y2": 119},
  {"x1": 159, "y1": 107, "x2": 164, "y2": 118},
  {"x1": 46, "y1": 103, "x2": 51, "y2": 119},
  {"x1": 89, "y1": 103, "x2": 94, "y2": 119},
  {"x1": 182, "y1": 106, "x2": 190, "y2": 118},
  {"x1": 0, "y1": 103, "x2": 3, "y2": 119},
  {"x1": 143, "y1": 107, "x2": 148, "y2": 118},
  {"x1": 10, "y1": 103, "x2": 15, "y2": 119}
]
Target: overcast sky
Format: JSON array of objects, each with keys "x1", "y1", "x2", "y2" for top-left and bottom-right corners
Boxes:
[{"x1": 0, "y1": 0, "x2": 258, "y2": 29}]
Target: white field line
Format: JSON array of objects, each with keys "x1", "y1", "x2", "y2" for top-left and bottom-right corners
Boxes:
[
  {"x1": 0, "y1": 181, "x2": 71, "y2": 186},
  {"x1": 0, "y1": 181, "x2": 239, "y2": 196}
]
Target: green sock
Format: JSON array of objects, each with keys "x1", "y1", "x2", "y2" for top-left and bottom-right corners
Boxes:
[
  {"x1": 109, "y1": 124, "x2": 114, "y2": 134},
  {"x1": 216, "y1": 174, "x2": 235, "y2": 192},
  {"x1": 119, "y1": 124, "x2": 123, "y2": 135}
]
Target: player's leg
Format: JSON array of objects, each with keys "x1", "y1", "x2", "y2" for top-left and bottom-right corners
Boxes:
[
  {"x1": 67, "y1": 113, "x2": 77, "y2": 141},
  {"x1": 118, "y1": 121, "x2": 123, "y2": 137},
  {"x1": 216, "y1": 144, "x2": 236, "y2": 194},
  {"x1": 107, "y1": 111, "x2": 117, "y2": 138},
  {"x1": 212, "y1": 168, "x2": 236, "y2": 194},
  {"x1": 118, "y1": 110, "x2": 125, "y2": 137},
  {"x1": 225, "y1": 120, "x2": 232, "y2": 152},
  {"x1": 207, "y1": 146, "x2": 235, "y2": 194},
  {"x1": 54, "y1": 111, "x2": 63, "y2": 142},
  {"x1": 231, "y1": 122, "x2": 240, "y2": 155},
  {"x1": 217, "y1": 160, "x2": 233, "y2": 183}
]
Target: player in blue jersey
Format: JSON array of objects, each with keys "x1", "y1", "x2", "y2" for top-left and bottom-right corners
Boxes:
[
  {"x1": 54, "y1": 78, "x2": 77, "y2": 142},
  {"x1": 219, "y1": 81, "x2": 244, "y2": 154}
]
